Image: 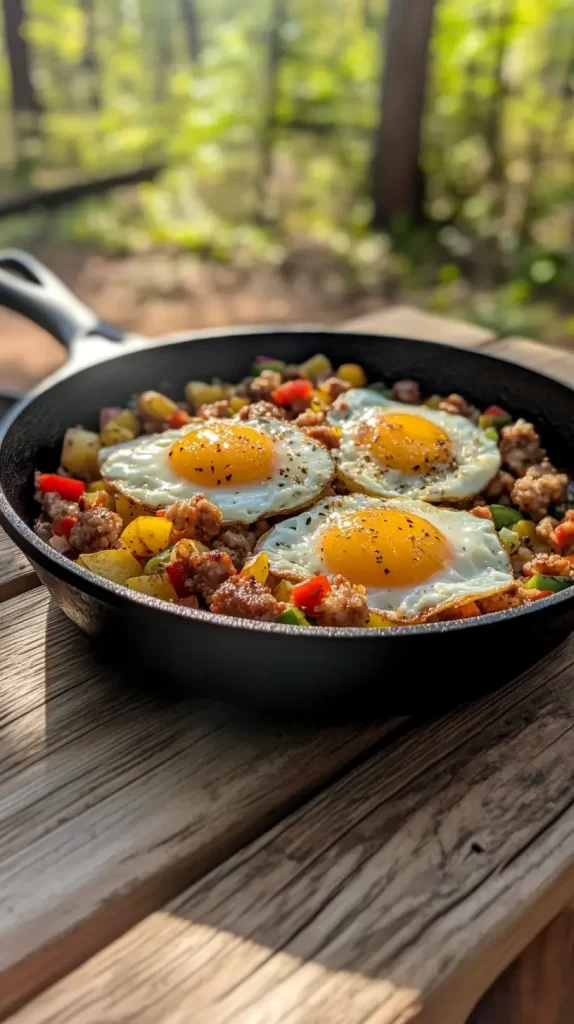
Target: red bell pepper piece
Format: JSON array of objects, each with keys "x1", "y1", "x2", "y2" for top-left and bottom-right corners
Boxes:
[
  {"x1": 38, "y1": 473, "x2": 85, "y2": 502},
  {"x1": 168, "y1": 410, "x2": 193, "y2": 428},
  {"x1": 553, "y1": 521, "x2": 574, "y2": 551},
  {"x1": 292, "y1": 574, "x2": 331, "y2": 612},
  {"x1": 52, "y1": 514, "x2": 79, "y2": 538},
  {"x1": 156, "y1": 509, "x2": 167, "y2": 518},
  {"x1": 271, "y1": 379, "x2": 313, "y2": 406},
  {"x1": 166, "y1": 560, "x2": 188, "y2": 598},
  {"x1": 484, "y1": 405, "x2": 508, "y2": 418}
]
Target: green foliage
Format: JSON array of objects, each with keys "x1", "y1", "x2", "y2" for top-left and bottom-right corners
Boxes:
[{"x1": 0, "y1": 0, "x2": 573, "y2": 340}]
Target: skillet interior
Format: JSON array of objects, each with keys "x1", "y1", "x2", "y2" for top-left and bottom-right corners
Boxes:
[{"x1": 1, "y1": 328, "x2": 574, "y2": 714}]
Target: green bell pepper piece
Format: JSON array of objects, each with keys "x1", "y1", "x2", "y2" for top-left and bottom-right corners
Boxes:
[
  {"x1": 368, "y1": 381, "x2": 388, "y2": 394},
  {"x1": 478, "y1": 411, "x2": 512, "y2": 430},
  {"x1": 251, "y1": 357, "x2": 286, "y2": 376},
  {"x1": 490, "y1": 504, "x2": 524, "y2": 531},
  {"x1": 144, "y1": 545, "x2": 174, "y2": 575},
  {"x1": 484, "y1": 426, "x2": 499, "y2": 443},
  {"x1": 276, "y1": 607, "x2": 310, "y2": 626},
  {"x1": 523, "y1": 574, "x2": 574, "y2": 593}
]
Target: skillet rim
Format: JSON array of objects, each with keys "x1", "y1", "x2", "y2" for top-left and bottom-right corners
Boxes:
[{"x1": 1, "y1": 324, "x2": 574, "y2": 639}]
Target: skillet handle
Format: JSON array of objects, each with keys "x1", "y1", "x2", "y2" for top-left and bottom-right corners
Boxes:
[{"x1": 0, "y1": 249, "x2": 125, "y2": 348}]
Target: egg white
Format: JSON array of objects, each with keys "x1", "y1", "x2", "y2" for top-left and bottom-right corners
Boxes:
[
  {"x1": 257, "y1": 494, "x2": 514, "y2": 621},
  {"x1": 327, "y1": 388, "x2": 500, "y2": 503},
  {"x1": 99, "y1": 417, "x2": 334, "y2": 524}
]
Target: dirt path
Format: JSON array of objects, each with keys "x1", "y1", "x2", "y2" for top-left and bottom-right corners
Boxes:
[{"x1": 0, "y1": 246, "x2": 384, "y2": 393}]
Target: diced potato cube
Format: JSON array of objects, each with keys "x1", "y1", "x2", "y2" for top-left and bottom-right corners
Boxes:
[
  {"x1": 299, "y1": 353, "x2": 332, "y2": 381},
  {"x1": 121, "y1": 516, "x2": 173, "y2": 559},
  {"x1": 76, "y1": 549, "x2": 142, "y2": 585},
  {"x1": 229, "y1": 396, "x2": 248, "y2": 413},
  {"x1": 81, "y1": 490, "x2": 114, "y2": 510},
  {"x1": 100, "y1": 409, "x2": 140, "y2": 447},
  {"x1": 425, "y1": 394, "x2": 443, "y2": 409},
  {"x1": 240, "y1": 551, "x2": 270, "y2": 585},
  {"x1": 137, "y1": 390, "x2": 179, "y2": 421},
  {"x1": 87, "y1": 479, "x2": 110, "y2": 493},
  {"x1": 366, "y1": 610, "x2": 392, "y2": 628},
  {"x1": 115, "y1": 493, "x2": 151, "y2": 526},
  {"x1": 185, "y1": 381, "x2": 229, "y2": 411},
  {"x1": 127, "y1": 574, "x2": 178, "y2": 602},
  {"x1": 61, "y1": 427, "x2": 101, "y2": 481},
  {"x1": 274, "y1": 579, "x2": 293, "y2": 603},
  {"x1": 336, "y1": 363, "x2": 367, "y2": 388}
]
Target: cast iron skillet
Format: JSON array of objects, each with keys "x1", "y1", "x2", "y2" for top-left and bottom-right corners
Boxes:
[{"x1": 0, "y1": 249, "x2": 573, "y2": 714}]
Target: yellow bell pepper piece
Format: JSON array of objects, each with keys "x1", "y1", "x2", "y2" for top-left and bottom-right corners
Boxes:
[
  {"x1": 274, "y1": 579, "x2": 293, "y2": 602},
  {"x1": 77, "y1": 549, "x2": 143, "y2": 586},
  {"x1": 229, "y1": 396, "x2": 248, "y2": 413},
  {"x1": 185, "y1": 381, "x2": 229, "y2": 411},
  {"x1": 514, "y1": 519, "x2": 537, "y2": 544},
  {"x1": 298, "y1": 353, "x2": 332, "y2": 381},
  {"x1": 366, "y1": 610, "x2": 393, "y2": 628},
  {"x1": 115, "y1": 493, "x2": 151, "y2": 527},
  {"x1": 121, "y1": 516, "x2": 173, "y2": 559},
  {"x1": 127, "y1": 574, "x2": 178, "y2": 602},
  {"x1": 336, "y1": 363, "x2": 367, "y2": 388},
  {"x1": 240, "y1": 551, "x2": 270, "y2": 585},
  {"x1": 87, "y1": 479, "x2": 110, "y2": 493},
  {"x1": 310, "y1": 389, "x2": 331, "y2": 412}
]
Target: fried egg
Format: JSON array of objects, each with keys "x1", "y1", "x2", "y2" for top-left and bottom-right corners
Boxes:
[
  {"x1": 257, "y1": 494, "x2": 514, "y2": 622},
  {"x1": 327, "y1": 389, "x2": 500, "y2": 503},
  {"x1": 99, "y1": 417, "x2": 334, "y2": 523}
]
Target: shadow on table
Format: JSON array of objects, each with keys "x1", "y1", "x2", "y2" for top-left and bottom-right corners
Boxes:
[{"x1": 26, "y1": 598, "x2": 574, "y2": 1024}]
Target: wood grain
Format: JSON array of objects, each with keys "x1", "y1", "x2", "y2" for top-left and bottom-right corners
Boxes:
[
  {"x1": 0, "y1": 528, "x2": 39, "y2": 603},
  {"x1": 342, "y1": 305, "x2": 496, "y2": 347},
  {"x1": 11, "y1": 637, "x2": 574, "y2": 1024},
  {"x1": 0, "y1": 587, "x2": 406, "y2": 1018},
  {"x1": 484, "y1": 337, "x2": 574, "y2": 385}
]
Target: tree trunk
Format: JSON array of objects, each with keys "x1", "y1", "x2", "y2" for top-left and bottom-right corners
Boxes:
[
  {"x1": 257, "y1": 0, "x2": 286, "y2": 220},
  {"x1": 2, "y1": 0, "x2": 42, "y2": 116},
  {"x1": 153, "y1": 0, "x2": 173, "y2": 100},
  {"x1": 2, "y1": 0, "x2": 43, "y2": 179},
  {"x1": 179, "y1": 0, "x2": 201, "y2": 62},
  {"x1": 79, "y1": 0, "x2": 100, "y2": 109},
  {"x1": 371, "y1": 0, "x2": 437, "y2": 228}
]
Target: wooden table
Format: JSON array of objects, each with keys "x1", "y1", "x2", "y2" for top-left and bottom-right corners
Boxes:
[{"x1": 2, "y1": 308, "x2": 574, "y2": 1024}]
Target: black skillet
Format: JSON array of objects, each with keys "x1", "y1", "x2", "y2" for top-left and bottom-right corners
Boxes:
[{"x1": 0, "y1": 249, "x2": 573, "y2": 714}]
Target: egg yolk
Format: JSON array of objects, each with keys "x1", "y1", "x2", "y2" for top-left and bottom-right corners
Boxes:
[
  {"x1": 320, "y1": 508, "x2": 451, "y2": 588},
  {"x1": 169, "y1": 423, "x2": 275, "y2": 486},
  {"x1": 356, "y1": 412, "x2": 452, "y2": 475}
]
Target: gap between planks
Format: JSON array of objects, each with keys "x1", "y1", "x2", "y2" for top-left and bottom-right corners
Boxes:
[
  {"x1": 9, "y1": 636, "x2": 574, "y2": 1024},
  {"x1": 0, "y1": 530, "x2": 40, "y2": 603},
  {"x1": 0, "y1": 587, "x2": 410, "y2": 1020}
]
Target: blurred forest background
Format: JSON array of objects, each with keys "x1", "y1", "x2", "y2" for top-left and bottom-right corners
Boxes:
[{"x1": 0, "y1": 0, "x2": 573, "y2": 349}]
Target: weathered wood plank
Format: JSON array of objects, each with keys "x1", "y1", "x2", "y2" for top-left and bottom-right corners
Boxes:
[
  {"x1": 0, "y1": 528, "x2": 39, "y2": 603},
  {"x1": 0, "y1": 587, "x2": 406, "y2": 1018},
  {"x1": 484, "y1": 337, "x2": 574, "y2": 385},
  {"x1": 12, "y1": 637, "x2": 574, "y2": 1024},
  {"x1": 342, "y1": 305, "x2": 496, "y2": 347},
  {"x1": 467, "y1": 909, "x2": 574, "y2": 1024}
]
